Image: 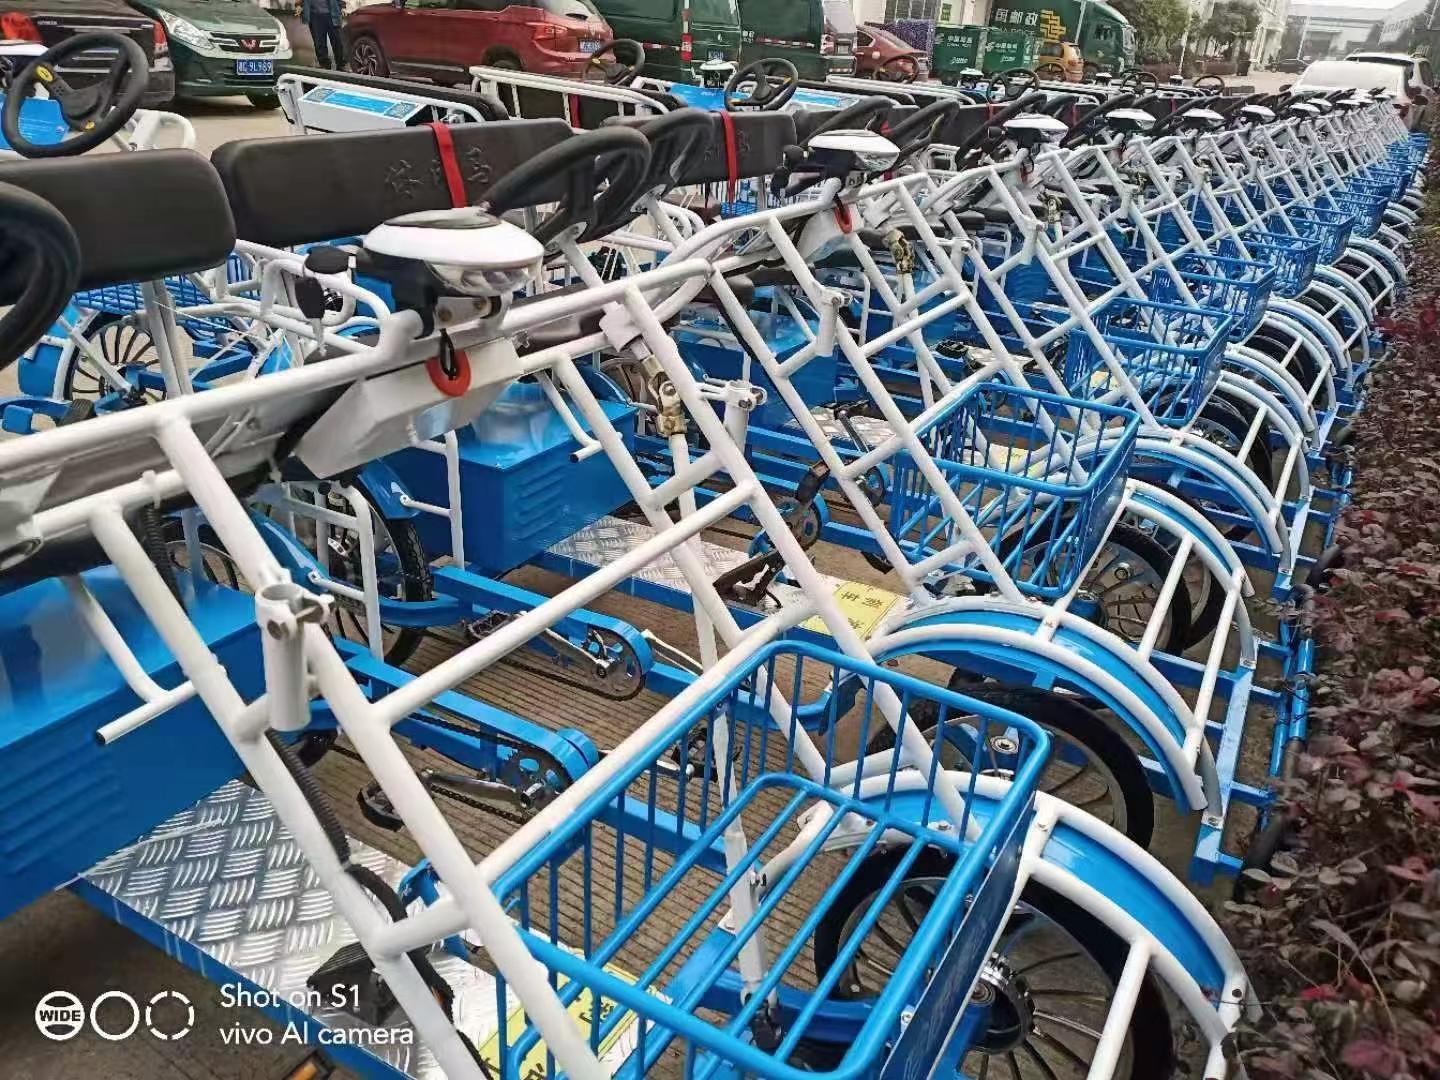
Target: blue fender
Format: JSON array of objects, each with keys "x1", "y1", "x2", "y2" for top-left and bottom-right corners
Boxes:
[
  {"x1": 867, "y1": 606, "x2": 1214, "y2": 812},
  {"x1": 682, "y1": 778, "x2": 1250, "y2": 1054},
  {"x1": 1130, "y1": 434, "x2": 1289, "y2": 570},
  {"x1": 881, "y1": 779, "x2": 1251, "y2": 1052},
  {"x1": 351, "y1": 458, "x2": 419, "y2": 520}
]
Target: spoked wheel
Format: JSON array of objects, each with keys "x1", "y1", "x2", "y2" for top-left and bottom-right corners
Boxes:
[
  {"x1": 348, "y1": 34, "x2": 389, "y2": 77},
  {"x1": 812, "y1": 852, "x2": 1174, "y2": 1079},
  {"x1": 270, "y1": 483, "x2": 432, "y2": 667},
  {"x1": 865, "y1": 681, "x2": 1155, "y2": 846},
  {"x1": 64, "y1": 312, "x2": 166, "y2": 406}
]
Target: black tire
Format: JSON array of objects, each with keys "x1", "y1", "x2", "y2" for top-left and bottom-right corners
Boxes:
[
  {"x1": 1079, "y1": 523, "x2": 1192, "y2": 654},
  {"x1": 1143, "y1": 484, "x2": 1229, "y2": 650},
  {"x1": 811, "y1": 849, "x2": 1175, "y2": 1079},
  {"x1": 348, "y1": 34, "x2": 389, "y2": 77},
  {"x1": 485, "y1": 53, "x2": 522, "y2": 71},
  {"x1": 305, "y1": 489, "x2": 431, "y2": 668},
  {"x1": 1232, "y1": 813, "x2": 1292, "y2": 901},
  {"x1": 247, "y1": 91, "x2": 281, "y2": 110},
  {"x1": 866, "y1": 682, "x2": 1155, "y2": 847},
  {"x1": 1245, "y1": 326, "x2": 1331, "y2": 415},
  {"x1": 1194, "y1": 396, "x2": 1275, "y2": 495},
  {"x1": 165, "y1": 492, "x2": 432, "y2": 668}
]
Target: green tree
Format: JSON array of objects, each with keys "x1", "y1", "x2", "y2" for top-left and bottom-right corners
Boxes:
[
  {"x1": 1112, "y1": 0, "x2": 1190, "y2": 63},
  {"x1": 1198, "y1": 0, "x2": 1260, "y2": 60}
]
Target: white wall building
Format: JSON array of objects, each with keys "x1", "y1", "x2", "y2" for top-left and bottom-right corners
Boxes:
[{"x1": 1287, "y1": 0, "x2": 1429, "y2": 58}]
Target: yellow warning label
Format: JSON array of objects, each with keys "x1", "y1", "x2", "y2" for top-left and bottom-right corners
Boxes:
[
  {"x1": 802, "y1": 580, "x2": 903, "y2": 639},
  {"x1": 480, "y1": 967, "x2": 643, "y2": 1078}
]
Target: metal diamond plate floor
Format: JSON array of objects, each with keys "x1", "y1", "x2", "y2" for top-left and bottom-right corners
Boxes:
[{"x1": 81, "y1": 780, "x2": 644, "y2": 1080}]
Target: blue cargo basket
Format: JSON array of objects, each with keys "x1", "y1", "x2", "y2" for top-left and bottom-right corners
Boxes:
[
  {"x1": 882, "y1": 381, "x2": 1139, "y2": 599},
  {"x1": 1063, "y1": 296, "x2": 1232, "y2": 427}
]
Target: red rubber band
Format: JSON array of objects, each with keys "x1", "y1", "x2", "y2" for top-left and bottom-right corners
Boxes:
[
  {"x1": 720, "y1": 110, "x2": 740, "y2": 202},
  {"x1": 428, "y1": 121, "x2": 467, "y2": 209}
]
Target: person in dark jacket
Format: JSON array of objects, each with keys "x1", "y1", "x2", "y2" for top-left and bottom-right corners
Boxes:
[{"x1": 299, "y1": 0, "x2": 345, "y2": 69}]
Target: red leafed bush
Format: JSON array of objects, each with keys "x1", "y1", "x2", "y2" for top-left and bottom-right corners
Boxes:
[{"x1": 1221, "y1": 196, "x2": 1440, "y2": 1078}]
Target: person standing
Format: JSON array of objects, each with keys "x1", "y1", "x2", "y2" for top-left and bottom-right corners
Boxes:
[{"x1": 299, "y1": 0, "x2": 346, "y2": 70}]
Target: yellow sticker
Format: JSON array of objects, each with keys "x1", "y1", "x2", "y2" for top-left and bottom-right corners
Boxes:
[
  {"x1": 479, "y1": 966, "x2": 646, "y2": 1078},
  {"x1": 802, "y1": 580, "x2": 902, "y2": 639},
  {"x1": 35, "y1": 65, "x2": 53, "y2": 83}
]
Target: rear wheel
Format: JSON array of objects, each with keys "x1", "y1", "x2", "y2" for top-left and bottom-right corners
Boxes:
[
  {"x1": 348, "y1": 34, "x2": 389, "y2": 77},
  {"x1": 64, "y1": 312, "x2": 165, "y2": 406},
  {"x1": 812, "y1": 851, "x2": 1175, "y2": 1080},
  {"x1": 272, "y1": 483, "x2": 432, "y2": 667},
  {"x1": 485, "y1": 53, "x2": 522, "y2": 71}
]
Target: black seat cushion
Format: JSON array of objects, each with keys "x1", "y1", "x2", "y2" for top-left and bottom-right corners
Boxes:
[
  {"x1": 0, "y1": 150, "x2": 235, "y2": 291},
  {"x1": 607, "y1": 111, "x2": 796, "y2": 184},
  {"x1": 211, "y1": 119, "x2": 574, "y2": 247}
]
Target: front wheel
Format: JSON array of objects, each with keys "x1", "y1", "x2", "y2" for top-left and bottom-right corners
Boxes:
[
  {"x1": 348, "y1": 34, "x2": 389, "y2": 77},
  {"x1": 812, "y1": 851, "x2": 1175, "y2": 1079},
  {"x1": 865, "y1": 681, "x2": 1155, "y2": 847}
]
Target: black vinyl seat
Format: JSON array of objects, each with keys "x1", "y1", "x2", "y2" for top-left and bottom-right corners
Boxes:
[{"x1": 211, "y1": 119, "x2": 574, "y2": 246}]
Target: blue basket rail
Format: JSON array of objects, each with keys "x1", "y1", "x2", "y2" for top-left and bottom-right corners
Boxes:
[
  {"x1": 1158, "y1": 201, "x2": 1321, "y2": 297},
  {"x1": 1071, "y1": 245, "x2": 1272, "y2": 343},
  {"x1": 1061, "y1": 297, "x2": 1232, "y2": 426},
  {"x1": 882, "y1": 382, "x2": 1138, "y2": 600},
  {"x1": 484, "y1": 640, "x2": 1050, "y2": 1080},
  {"x1": 1219, "y1": 232, "x2": 1319, "y2": 298},
  {"x1": 1289, "y1": 205, "x2": 1354, "y2": 264},
  {"x1": 1330, "y1": 191, "x2": 1386, "y2": 238}
]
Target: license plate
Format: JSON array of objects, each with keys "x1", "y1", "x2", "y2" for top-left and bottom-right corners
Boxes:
[
  {"x1": 708, "y1": 50, "x2": 725, "y2": 61},
  {"x1": 580, "y1": 39, "x2": 601, "y2": 53},
  {"x1": 236, "y1": 59, "x2": 273, "y2": 75}
]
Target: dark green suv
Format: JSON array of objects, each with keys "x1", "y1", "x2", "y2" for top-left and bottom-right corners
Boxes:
[{"x1": 128, "y1": 0, "x2": 291, "y2": 108}]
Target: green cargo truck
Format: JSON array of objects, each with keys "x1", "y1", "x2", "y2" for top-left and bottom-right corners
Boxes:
[
  {"x1": 986, "y1": 0, "x2": 1134, "y2": 77},
  {"x1": 932, "y1": 24, "x2": 1038, "y2": 82}
]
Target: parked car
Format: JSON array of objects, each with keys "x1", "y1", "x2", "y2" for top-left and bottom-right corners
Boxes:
[
  {"x1": 343, "y1": 0, "x2": 611, "y2": 84},
  {"x1": 1035, "y1": 39, "x2": 1083, "y2": 83},
  {"x1": 1294, "y1": 57, "x2": 1430, "y2": 130},
  {"x1": 126, "y1": 0, "x2": 290, "y2": 109},
  {"x1": 0, "y1": 0, "x2": 174, "y2": 105},
  {"x1": 853, "y1": 22, "x2": 924, "y2": 82},
  {"x1": 1346, "y1": 50, "x2": 1433, "y2": 127},
  {"x1": 1273, "y1": 56, "x2": 1305, "y2": 74}
]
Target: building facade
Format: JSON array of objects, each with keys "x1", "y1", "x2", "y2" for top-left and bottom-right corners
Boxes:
[{"x1": 1286, "y1": 0, "x2": 1428, "y2": 59}]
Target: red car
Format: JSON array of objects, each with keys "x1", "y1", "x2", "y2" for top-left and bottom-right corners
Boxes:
[
  {"x1": 343, "y1": 0, "x2": 611, "y2": 83},
  {"x1": 854, "y1": 23, "x2": 926, "y2": 83}
]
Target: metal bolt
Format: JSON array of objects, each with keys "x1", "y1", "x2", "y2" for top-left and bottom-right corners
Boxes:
[{"x1": 990, "y1": 735, "x2": 1019, "y2": 755}]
